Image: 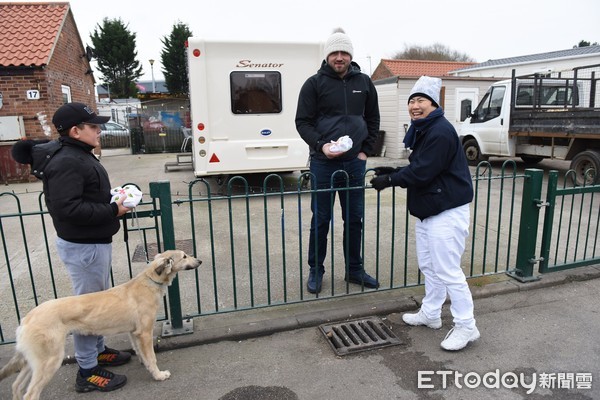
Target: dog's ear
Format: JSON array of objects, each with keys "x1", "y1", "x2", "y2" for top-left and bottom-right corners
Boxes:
[{"x1": 153, "y1": 257, "x2": 171, "y2": 276}]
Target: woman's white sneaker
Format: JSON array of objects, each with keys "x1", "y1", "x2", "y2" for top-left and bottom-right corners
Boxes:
[
  {"x1": 402, "y1": 310, "x2": 442, "y2": 329},
  {"x1": 440, "y1": 326, "x2": 480, "y2": 351}
]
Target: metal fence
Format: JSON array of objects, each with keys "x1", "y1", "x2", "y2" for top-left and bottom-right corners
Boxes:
[{"x1": 1, "y1": 162, "x2": 598, "y2": 344}]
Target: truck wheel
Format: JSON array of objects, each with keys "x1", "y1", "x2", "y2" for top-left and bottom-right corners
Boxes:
[
  {"x1": 520, "y1": 156, "x2": 543, "y2": 164},
  {"x1": 570, "y1": 150, "x2": 600, "y2": 186},
  {"x1": 463, "y1": 138, "x2": 486, "y2": 166}
]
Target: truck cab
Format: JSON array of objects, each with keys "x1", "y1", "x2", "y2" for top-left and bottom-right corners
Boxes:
[
  {"x1": 459, "y1": 74, "x2": 590, "y2": 167},
  {"x1": 460, "y1": 80, "x2": 512, "y2": 164}
]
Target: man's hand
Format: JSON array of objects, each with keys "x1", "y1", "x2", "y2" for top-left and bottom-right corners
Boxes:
[
  {"x1": 370, "y1": 174, "x2": 392, "y2": 191},
  {"x1": 322, "y1": 143, "x2": 343, "y2": 159}
]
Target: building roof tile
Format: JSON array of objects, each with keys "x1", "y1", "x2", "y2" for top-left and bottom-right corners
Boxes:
[
  {"x1": 377, "y1": 59, "x2": 476, "y2": 77},
  {"x1": 0, "y1": 2, "x2": 69, "y2": 67}
]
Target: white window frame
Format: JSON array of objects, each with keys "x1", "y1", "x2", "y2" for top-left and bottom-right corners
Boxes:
[{"x1": 61, "y1": 85, "x2": 72, "y2": 104}]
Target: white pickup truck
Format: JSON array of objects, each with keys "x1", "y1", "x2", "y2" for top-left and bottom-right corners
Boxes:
[{"x1": 459, "y1": 64, "x2": 600, "y2": 185}]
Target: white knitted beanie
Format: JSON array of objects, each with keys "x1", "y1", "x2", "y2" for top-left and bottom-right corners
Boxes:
[
  {"x1": 408, "y1": 76, "x2": 442, "y2": 107},
  {"x1": 324, "y1": 28, "x2": 354, "y2": 59}
]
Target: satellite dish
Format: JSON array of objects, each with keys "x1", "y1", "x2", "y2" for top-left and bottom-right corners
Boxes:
[{"x1": 85, "y1": 46, "x2": 95, "y2": 61}]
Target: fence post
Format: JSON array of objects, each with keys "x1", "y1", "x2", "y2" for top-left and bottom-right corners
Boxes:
[
  {"x1": 507, "y1": 168, "x2": 543, "y2": 282},
  {"x1": 149, "y1": 181, "x2": 192, "y2": 336}
]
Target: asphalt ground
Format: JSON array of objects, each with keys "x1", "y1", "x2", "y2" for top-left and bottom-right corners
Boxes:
[{"x1": 1, "y1": 150, "x2": 597, "y2": 399}]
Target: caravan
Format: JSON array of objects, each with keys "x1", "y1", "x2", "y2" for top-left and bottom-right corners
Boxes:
[{"x1": 186, "y1": 38, "x2": 323, "y2": 178}]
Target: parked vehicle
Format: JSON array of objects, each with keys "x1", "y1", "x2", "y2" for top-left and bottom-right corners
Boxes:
[
  {"x1": 100, "y1": 121, "x2": 129, "y2": 137},
  {"x1": 142, "y1": 118, "x2": 165, "y2": 132},
  {"x1": 459, "y1": 64, "x2": 600, "y2": 185},
  {"x1": 99, "y1": 121, "x2": 130, "y2": 149},
  {"x1": 186, "y1": 38, "x2": 322, "y2": 178}
]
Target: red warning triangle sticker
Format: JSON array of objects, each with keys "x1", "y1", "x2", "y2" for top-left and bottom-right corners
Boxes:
[{"x1": 209, "y1": 153, "x2": 220, "y2": 163}]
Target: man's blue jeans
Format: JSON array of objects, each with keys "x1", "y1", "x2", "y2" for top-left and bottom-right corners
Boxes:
[{"x1": 308, "y1": 157, "x2": 366, "y2": 275}]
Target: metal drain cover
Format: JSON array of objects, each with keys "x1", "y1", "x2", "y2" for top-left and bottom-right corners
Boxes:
[{"x1": 319, "y1": 316, "x2": 402, "y2": 356}]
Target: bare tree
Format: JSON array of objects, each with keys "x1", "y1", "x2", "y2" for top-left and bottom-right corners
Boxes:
[{"x1": 392, "y1": 43, "x2": 474, "y2": 62}]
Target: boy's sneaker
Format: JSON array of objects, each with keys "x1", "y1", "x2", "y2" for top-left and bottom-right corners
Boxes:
[
  {"x1": 97, "y1": 347, "x2": 131, "y2": 366},
  {"x1": 75, "y1": 366, "x2": 127, "y2": 393},
  {"x1": 441, "y1": 325, "x2": 481, "y2": 351},
  {"x1": 402, "y1": 310, "x2": 442, "y2": 329}
]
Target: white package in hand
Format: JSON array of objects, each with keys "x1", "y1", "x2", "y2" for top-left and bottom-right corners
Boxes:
[
  {"x1": 329, "y1": 135, "x2": 353, "y2": 153},
  {"x1": 110, "y1": 184, "x2": 143, "y2": 208}
]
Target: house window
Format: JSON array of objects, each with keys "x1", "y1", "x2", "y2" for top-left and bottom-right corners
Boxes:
[
  {"x1": 230, "y1": 72, "x2": 282, "y2": 114},
  {"x1": 61, "y1": 85, "x2": 72, "y2": 103}
]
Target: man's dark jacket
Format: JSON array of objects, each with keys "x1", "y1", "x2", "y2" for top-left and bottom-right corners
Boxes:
[{"x1": 295, "y1": 60, "x2": 380, "y2": 160}]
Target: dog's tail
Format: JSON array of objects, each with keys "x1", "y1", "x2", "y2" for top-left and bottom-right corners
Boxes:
[{"x1": 0, "y1": 352, "x2": 26, "y2": 381}]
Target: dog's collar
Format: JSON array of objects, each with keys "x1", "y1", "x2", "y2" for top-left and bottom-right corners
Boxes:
[
  {"x1": 148, "y1": 258, "x2": 174, "y2": 286},
  {"x1": 148, "y1": 276, "x2": 164, "y2": 286}
]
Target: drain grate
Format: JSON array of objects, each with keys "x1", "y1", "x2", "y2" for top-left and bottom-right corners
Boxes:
[
  {"x1": 319, "y1": 316, "x2": 402, "y2": 356},
  {"x1": 131, "y1": 239, "x2": 194, "y2": 262}
]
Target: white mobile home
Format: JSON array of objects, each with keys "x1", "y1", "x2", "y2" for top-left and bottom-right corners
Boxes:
[
  {"x1": 374, "y1": 76, "x2": 500, "y2": 158},
  {"x1": 186, "y1": 38, "x2": 323, "y2": 177},
  {"x1": 450, "y1": 45, "x2": 600, "y2": 79}
]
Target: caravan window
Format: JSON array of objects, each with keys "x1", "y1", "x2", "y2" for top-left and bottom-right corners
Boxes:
[{"x1": 230, "y1": 72, "x2": 282, "y2": 114}]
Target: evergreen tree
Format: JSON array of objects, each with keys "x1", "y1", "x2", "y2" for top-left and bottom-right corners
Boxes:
[
  {"x1": 90, "y1": 18, "x2": 142, "y2": 98},
  {"x1": 160, "y1": 22, "x2": 192, "y2": 95}
]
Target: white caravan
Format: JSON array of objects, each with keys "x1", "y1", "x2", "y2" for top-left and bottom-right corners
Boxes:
[{"x1": 186, "y1": 38, "x2": 323, "y2": 178}]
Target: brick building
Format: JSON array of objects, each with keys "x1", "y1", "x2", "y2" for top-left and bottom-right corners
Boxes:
[{"x1": 0, "y1": 2, "x2": 97, "y2": 183}]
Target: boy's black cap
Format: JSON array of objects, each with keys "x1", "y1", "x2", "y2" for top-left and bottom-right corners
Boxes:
[{"x1": 52, "y1": 102, "x2": 110, "y2": 131}]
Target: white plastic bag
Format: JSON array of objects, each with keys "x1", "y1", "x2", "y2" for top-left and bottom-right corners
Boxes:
[
  {"x1": 110, "y1": 184, "x2": 143, "y2": 208},
  {"x1": 329, "y1": 135, "x2": 353, "y2": 153}
]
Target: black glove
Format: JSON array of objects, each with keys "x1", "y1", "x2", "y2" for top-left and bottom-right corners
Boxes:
[
  {"x1": 370, "y1": 174, "x2": 392, "y2": 191},
  {"x1": 373, "y1": 166, "x2": 400, "y2": 176}
]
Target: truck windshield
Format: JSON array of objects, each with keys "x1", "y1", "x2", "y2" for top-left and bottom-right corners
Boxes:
[
  {"x1": 472, "y1": 86, "x2": 506, "y2": 123},
  {"x1": 230, "y1": 71, "x2": 282, "y2": 114}
]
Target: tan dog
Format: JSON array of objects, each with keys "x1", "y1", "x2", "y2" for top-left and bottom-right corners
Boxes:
[{"x1": 0, "y1": 250, "x2": 201, "y2": 400}]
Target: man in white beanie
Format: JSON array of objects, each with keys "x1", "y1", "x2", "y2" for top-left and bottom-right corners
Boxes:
[
  {"x1": 370, "y1": 76, "x2": 480, "y2": 351},
  {"x1": 295, "y1": 28, "x2": 380, "y2": 294}
]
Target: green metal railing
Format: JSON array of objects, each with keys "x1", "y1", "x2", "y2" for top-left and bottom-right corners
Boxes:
[
  {"x1": 538, "y1": 170, "x2": 600, "y2": 273},
  {"x1": 1, "y1": 163, "x2": 598, "y2": 345}
]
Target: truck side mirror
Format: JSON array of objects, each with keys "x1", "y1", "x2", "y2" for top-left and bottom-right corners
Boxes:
[{"x1": 466, "y1": 104, "x2": 472, "y2": 117}]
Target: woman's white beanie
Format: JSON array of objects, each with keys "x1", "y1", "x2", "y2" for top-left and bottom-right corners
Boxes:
[
  {"x1": 324, "y1": 28, "x2": 354, "y2": 59},
  {"x1": 408, "y1": 76, "x2": 442, "y2": 107}
]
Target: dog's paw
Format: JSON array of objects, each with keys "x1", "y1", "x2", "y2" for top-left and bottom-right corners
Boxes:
[{"x1": 154, "y1": 370, "x2": 171, "y2": 380}]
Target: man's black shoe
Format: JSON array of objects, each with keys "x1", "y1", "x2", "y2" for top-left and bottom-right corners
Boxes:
[
  {"x1": 345, "y1": 271, "x2": 380, "y2": 288},
  {"x1": 75, "y1": 366, "x2": 127, "y2": 393},
  {"x1": 307, "y1": 270, "x2": 323, "y2": 293},
  {"x1": 97, "y1": 347, "x2": 131, "y2": 366}
]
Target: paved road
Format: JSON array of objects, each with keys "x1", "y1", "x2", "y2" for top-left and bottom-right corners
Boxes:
[{"x1": 1, "y1": 265, "x2": 599, "y2": 400}]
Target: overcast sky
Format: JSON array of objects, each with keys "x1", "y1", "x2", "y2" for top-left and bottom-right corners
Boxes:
[{"x1": 16, "y1": 0, "x2": 600, "y2": 81}]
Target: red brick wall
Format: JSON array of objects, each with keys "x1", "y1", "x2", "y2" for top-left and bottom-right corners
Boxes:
[
  {"x1": 0, "y1": 11, "x2": 99, "y2": 183},
  {"x1": 371, "y1": 63, "x2": 394, "y2": 82}
]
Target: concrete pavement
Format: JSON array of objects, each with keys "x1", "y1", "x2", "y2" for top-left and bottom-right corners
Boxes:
[{"x1": 1, "y1": 264, "x2": 599, "y2": 399}]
